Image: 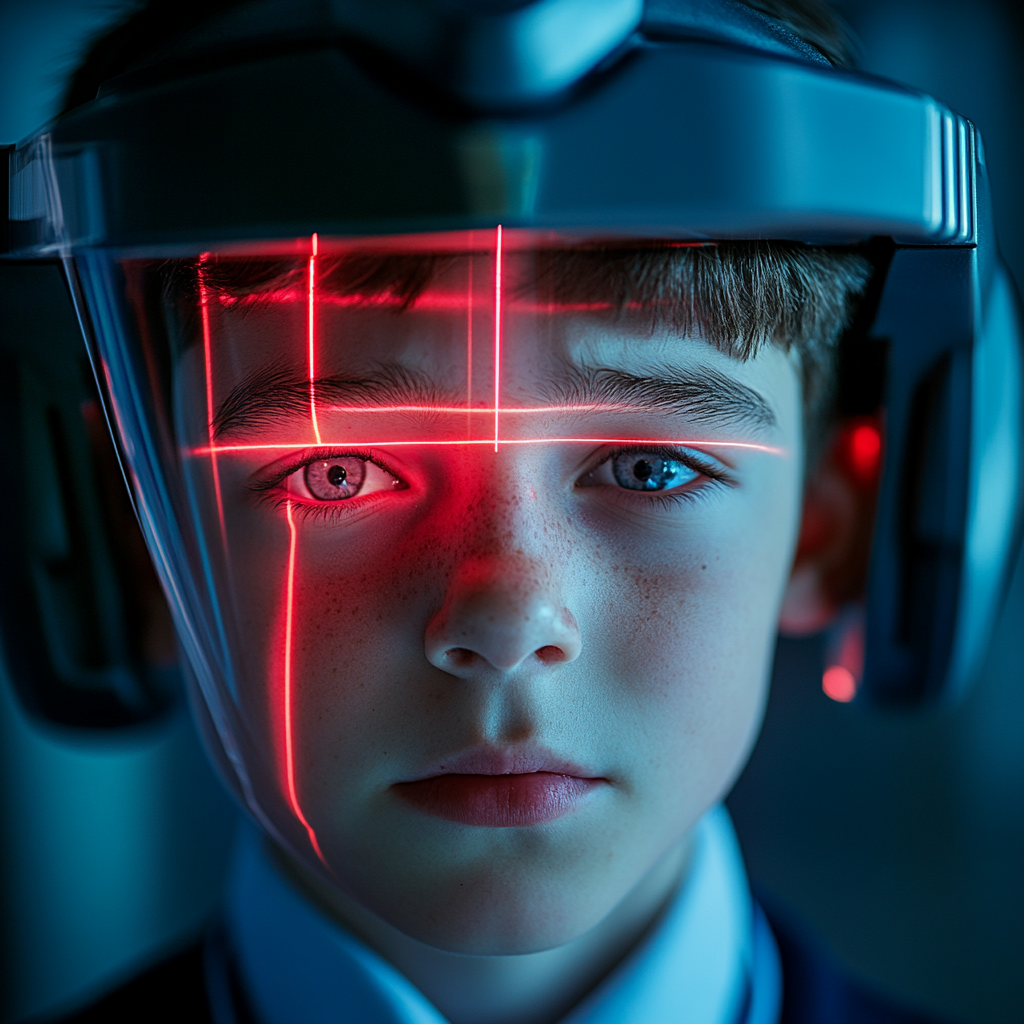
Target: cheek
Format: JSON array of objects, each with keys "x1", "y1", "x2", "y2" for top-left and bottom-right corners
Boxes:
[
  {"x1": 584, "y1": 483, "x2": 799, "y2": 813},
  {"x1": 282, "y1": 522, "x2": 458, "y2": 771},
  {"x1": 210, "y1": 505, "x2": 442, "y2": 796}
]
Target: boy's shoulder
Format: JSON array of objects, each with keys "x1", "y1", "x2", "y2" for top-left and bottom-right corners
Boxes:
[{"x1": 51, "y1": 911, "x2": 955, "y2": 1024}]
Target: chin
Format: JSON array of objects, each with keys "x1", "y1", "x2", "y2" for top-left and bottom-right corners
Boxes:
[
  {"x1": 383, "y1": 881, "x2": 601, "y2": 956},
  {"x1": 345, "y1": 848, "x2": 619, "y2": 955}
]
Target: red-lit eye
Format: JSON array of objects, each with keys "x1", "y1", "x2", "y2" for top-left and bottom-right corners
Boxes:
[
  {"x1": 286, "y1": 456, "x2": 404, "y2": 502},
  {"x1": 305, "y1": 458, "x2": 366, "y2": 500}
]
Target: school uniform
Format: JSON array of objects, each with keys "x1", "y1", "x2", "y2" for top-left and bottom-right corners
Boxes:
[{"x1": 57, "y1": 807, "x2": 950, "y2": 1024}]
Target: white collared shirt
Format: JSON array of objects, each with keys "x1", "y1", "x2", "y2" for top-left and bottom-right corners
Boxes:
[{"x1": 224, "y1": 806, "x2": 781, "y2": 1024}]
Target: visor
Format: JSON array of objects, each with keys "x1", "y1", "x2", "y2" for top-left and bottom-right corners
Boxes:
[{"x1": 2, "y1": 5, "x2": 1021, "y2": 794}]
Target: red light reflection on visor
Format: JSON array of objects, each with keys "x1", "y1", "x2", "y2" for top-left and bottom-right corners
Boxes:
[
  {"x1": 199, "y1": 255, "x2": 228, "y2": 551},
  {"x1": 283, "y1": 501, "x2": 328, "y2": 866},
  {"x1": 494, "y1": 224, "x2": 503, "y2": 452}
]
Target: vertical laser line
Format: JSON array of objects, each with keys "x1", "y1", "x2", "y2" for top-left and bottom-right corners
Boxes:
[
  {"x1": 493, "y1": 225, "x2": 502, "y2": 452},
  {"x1": 198, "y1": 255, "x2": 227, "y2": 550},
  {"x1": 283, "y1": 501, "x2": 327, "y2": 866},
  {"x1": 308, "y1": 233, "x2": 322, "y2": 445},
  {"x1": 466, "y1": 257, "x2": 473, "y2": 439}
]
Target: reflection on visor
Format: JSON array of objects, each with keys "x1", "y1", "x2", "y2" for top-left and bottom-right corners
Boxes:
[{"x1": 77, "y1": 229, "x2": 787, "y2": 865}]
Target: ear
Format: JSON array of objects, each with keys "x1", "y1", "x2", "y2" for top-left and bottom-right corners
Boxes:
[{"x1": 779, "y1": 417, "x2": 883, "y2": 637}]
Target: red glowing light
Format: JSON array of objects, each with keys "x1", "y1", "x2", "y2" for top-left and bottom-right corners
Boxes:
[
  {"x1": 822, "y1": 665, "x2": 857, "y2": 702},
  {"x1": 240, "y1": 402, "x2": 760, "y2": 416},
  {"x1": 494, "y1": 224, "x2": 503, "y2": 452},
  {"x1": 282, "y1": 501, "x2": 327, "y2": 865},
  {"x1": 847, "y1": 421, "x2": 882, "y2": 482},
  {"x1": 188, "y1": 437, "x2": 786, "y2": 456},
  {"x1": 198, "y1": 256, "x2": 228, "y2": 549},
  {"x1": 214, "y1": 290, "x2": 696, "y2": 314},
  {"x1": 308, "y1": 233, "x2": 322, "y2": 445},
  {"x1": 466, "y1": 258, "x2": 474, "y2": 436},
  {"x1": 823, "y1": 606, "x2": 863, "y2": 703}
]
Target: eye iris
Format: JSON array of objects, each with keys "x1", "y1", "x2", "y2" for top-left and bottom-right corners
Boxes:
[
  {"x1": 612, "y1": 453, "x2": 696, "y2": 492},
  {"x1": 305, "y1": 458, "x2": 366, "y2": 500}
]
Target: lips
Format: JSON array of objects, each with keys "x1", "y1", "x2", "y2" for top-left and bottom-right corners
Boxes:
[{"x1": 393, "y1": 748, "x2": 605, "y2": 827}]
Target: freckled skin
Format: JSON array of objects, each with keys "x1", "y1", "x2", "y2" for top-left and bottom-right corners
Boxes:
[{"x1": 177, "y1": 262, "x2": 805, "y2": 957}]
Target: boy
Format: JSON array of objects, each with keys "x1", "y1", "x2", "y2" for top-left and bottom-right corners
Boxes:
[{"x1": 9, "y1": 0, "x2": 996, "y2": 1020}]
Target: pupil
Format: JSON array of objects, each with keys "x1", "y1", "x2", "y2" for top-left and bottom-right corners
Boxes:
[
  {"x1": 327, "y1": 464, "x2": 348, "y2": 487},
  {"x1": 633, "y1": 459, "x2": 654, "y2": 482}
]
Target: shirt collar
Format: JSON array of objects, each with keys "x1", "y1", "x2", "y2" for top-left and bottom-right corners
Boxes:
[{"x1": 225, "y1": 805, "x2": 778, "y2": 1024}]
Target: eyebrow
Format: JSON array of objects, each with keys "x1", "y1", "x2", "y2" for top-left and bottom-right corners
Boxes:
[
  {"x1": 213, "y1": 362, "x2": 461, "y2": 438},
  {"x1": 212, "y1": 360, "x2": 776, "y2": 440},
  {"x1": 539, "y1": 364, "x2": 777, "y2": 432}
]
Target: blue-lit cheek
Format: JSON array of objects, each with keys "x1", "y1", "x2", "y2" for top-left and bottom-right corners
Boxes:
[{"x1": 611, "y1": 453, "x2": 699, "y2": 492}]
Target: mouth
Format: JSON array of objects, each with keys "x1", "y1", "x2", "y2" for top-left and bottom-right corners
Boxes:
[{"x1": 392, "y1": 747, "x2": 607, "y2": 828}]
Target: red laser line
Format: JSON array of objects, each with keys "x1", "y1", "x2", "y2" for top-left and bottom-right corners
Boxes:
[
  {"x1": 291, "y1": 403, "x2": 740, "y2": 415},
  {"x1": 494, "y1": 225, "x2": 502, "y2": 452},
  {"x1": 198, "y1": 256, "x2": 228, "y2": 550},
  {"x1": 283, "y1": 501, "x2": 328, "y2": 866},
  {"x1": 217, "y1": 290, "x2": 701, "y2": 313},
  {"x1": 188, "y1": 438, "x2": 786, "y2": 456},
  {"x1": 308, "y1": 233, "x2": 322, "y2": 445},
  {"x1": 466, "y1": 258, "x2": 473, "y2": 439}
]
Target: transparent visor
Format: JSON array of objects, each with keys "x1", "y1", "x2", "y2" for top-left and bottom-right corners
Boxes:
[{"x1": 74, "y1": 229, "x2": 786, "y2": 861}]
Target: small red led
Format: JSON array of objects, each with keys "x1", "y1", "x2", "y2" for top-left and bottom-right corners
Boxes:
[
  {"x1": 847, "y1": 421, "x2": 882, "y2": 482},
  {"x1": 822, "y1": 606, "x2": 864, "y2": 703},
  {"x1": 822, "y1": 665, "x2": 857, "y2": 702}
]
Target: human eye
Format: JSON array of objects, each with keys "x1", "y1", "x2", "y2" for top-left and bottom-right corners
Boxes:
[
  {"x1": 251, "y1": 452, "x2": 407, "y2": 510},
  {"x1": 288, "y1": 455, "x2": 405, "y2": 502},
  {"x1": 577, "y1": 447, "x2": 726, "y2": 498}
]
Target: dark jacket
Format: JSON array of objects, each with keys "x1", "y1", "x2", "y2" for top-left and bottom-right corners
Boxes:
[{"x1": 52, "y1": 907, "x2": 953, "y2": 1024}]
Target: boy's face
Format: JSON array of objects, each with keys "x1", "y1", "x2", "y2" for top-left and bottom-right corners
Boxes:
[{"x1": 178, "y1": 246, "x2": 803, "y2": 954}]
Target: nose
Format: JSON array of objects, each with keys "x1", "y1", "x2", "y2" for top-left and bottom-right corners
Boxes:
[{"x1": 424, "y1": 556, "x2": 582, "y2": 676}]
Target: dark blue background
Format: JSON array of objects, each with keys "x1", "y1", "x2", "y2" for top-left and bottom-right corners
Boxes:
[{"x1": 0, "y1": 2, "x2": 1021, "y2": 1021}]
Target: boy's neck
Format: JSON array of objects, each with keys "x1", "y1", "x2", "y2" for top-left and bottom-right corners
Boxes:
[{"x1": 273, "y1": 837, "x2": 692, "y2": 1024}]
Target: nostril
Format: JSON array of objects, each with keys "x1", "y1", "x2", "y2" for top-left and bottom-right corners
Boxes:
[
  {"x1": 535, "y1": 645, "x2": 566, "y2": 664},
  {"x1": 445, "y1": 647, "x2": 478, "y2": 669}
]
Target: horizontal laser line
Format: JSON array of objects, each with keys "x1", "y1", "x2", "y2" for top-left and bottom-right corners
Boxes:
[
  {"x1": 289, "y1": 404, "x2": 719, "y2": 415},
  {"x1": 187, "y1": 438, "x2": 786, "y2": 456}
]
